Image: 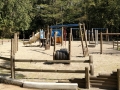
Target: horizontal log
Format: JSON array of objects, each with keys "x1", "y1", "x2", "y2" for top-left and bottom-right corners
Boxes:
[
  {"x1": 15, "y1": 68, "x2": 85, "y2": 73},
  {"x1": 90, "y1": 76, "x2": 117, "y2": 82},
  {"x1": 0, "y1": 57, "x2": 10, "y2": 61},
  {"x1": 15, "y1": 59, "x2": 90, "y2": 63},
  {"x1": 98, "y1": 33, "x2": 120, "y2": 35},
  {"x1": 98, "y1": 74, "x2": 117, "y2": 79},
  {"x1": 58, "y1": 80, "x2": 70, "y2": 83},
  {"x1": 91, "y1": 83, "x2": 117, "y2": 88},
  {"x1": 90, "y1": 80, "x2": 117, "y2": 85},
  {"x1": 0, "y1": 76, "x2": 23, "y2": 86},
  {"x1": 0, "y1": 65, "x2": 10, "y2": 70},
  {"x1": 23, "y1": 81, "x2": 78, "y2": 90},
  {"x1": 69, "y1": 78, "x2": 85, "y2": 83}
]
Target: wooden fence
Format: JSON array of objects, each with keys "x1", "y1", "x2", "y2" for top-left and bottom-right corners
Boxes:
[
  {"x1": 100, "y1": 32, "x2": 120, "y2": 54},
  {"x1": 113, "y1": 40, "x2": 120, "y2": 50}
]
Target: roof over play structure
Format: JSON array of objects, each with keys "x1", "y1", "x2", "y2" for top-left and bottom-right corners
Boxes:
[{"x1": 50, "y1": 24, "x2": 79, "y2": 29}]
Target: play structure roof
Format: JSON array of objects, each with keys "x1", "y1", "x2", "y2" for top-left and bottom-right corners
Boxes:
[{"x1": 50, "y1": 24, "x2": 79, "y2": 29}]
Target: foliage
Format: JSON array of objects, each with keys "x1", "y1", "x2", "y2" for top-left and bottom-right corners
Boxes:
[{"x1": 0, "y1": 0, "x2": 120, "y2": 38}]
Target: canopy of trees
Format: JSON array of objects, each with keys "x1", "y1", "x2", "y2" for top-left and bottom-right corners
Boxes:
[{"x1": 0, "y1": 0, "x2": 120, "y2": 38}]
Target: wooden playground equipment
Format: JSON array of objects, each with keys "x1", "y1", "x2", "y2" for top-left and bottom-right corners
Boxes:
[
  {"x1": 113, "y1": 39, "x2": 120, "y2": 50},
  {"x1": 86, "y1": 28, "x2": 108, "y2": 47},
  {"x1": 100, "y1": 32, "x2": 120, "y2": 54},
  {"x1": 1, "y1": 32, "x2": 120, "y2": 89},
  {"x1": 79, "y1": 23, "x2": 89, "y2": 57}
]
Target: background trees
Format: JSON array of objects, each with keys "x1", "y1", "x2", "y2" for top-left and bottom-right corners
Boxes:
[{"x1": 0, "y1": 0, "x2": 120, "y2": 38}]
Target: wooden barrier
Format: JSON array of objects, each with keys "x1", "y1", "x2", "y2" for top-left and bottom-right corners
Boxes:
[
  {"x1": 113, "y1": 40, "x2": 120, "y2": 50},
  {"x1": 90, "y1": 70, "x2": 120, "y2": 90},
  {"x1": 100, "y1": 32, "x2": 120, "y2": 54}
]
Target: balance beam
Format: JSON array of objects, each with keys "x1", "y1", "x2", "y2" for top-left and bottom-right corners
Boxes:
[{"x1": 23, "y1": 81, "x2": 78, "y2": 90}]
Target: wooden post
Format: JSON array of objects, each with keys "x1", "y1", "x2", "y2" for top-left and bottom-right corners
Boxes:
[
  {"x1": 85, "y1": 67, "x2": 90, "y2": 89},
  {"x1": 17, "y1": 32, "x2": 19, "y2": 51},
  {"x1": 79, "y1": 23, "x2": 84, "y2": 55},
  {"x1": 100, "y1": 32, "x2": 103, "y2": 54},
  {"x1": 117, "y1": 69, "x2": 120, "y2": 90},
  {"x1": 89, "y1": 55, "x2": 94, "y2": 75},
  {"x1": 14, "y1": 33, "x2": 17, "y2": 53},
  {"x1": 11, "y1": 38, "x2": 15, "y2": 79},
  {"x1": 117, "y1": 40, "x2": 119, "y2": 50},
  {"x1": 91, "y1": 28, "x2": 94, "y2": 42},
  {"x1": 106, "y1": 28, "x2": 109, "y2": 41},
  {"x1": 54, "y1": 32, "x2": 56, "y2": 52},
  {"x1": 89, "y1": 55, "x2": 93, "y2": 64},
  {"x1": 53, "y1": 32, "x2": 57, "y2": 60},
  {"x1": 69, "y1": 33, "x2": 71, "y2": 60},
  {"x1": 86, "y1": 30, "x2": 87, "y2": 42},
  {"x1": 50, "y1": 28, "x2": 52, "y2": 46},
  {"x1": 70, "y1": 28, "x2": 73, "y2": 41},
  {"x1": 95, "y1": 30, "x2": 98, "y2": 45},
  {"x1": 61, "y1": 27, "x2": 63, "y2": 46},
  {"x1": 113, "y1": 40, "x2": 114, "y2": 49},
  {"x1": 83, "y1": 23, "x2": 89, "y2": 56},
  {"x1": 88, "y1": 30, "x2": 90, "y2": 44}
]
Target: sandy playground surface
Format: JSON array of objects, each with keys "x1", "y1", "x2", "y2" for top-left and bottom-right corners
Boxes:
[{"x1": 0, "y1": 39, "x2": 120, "y2": 90}]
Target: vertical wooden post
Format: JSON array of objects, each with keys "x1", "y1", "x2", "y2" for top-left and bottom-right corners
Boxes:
[
  {"x1": 50, "y1": 28, "x2": 52, "y2": 46},
  {"x1": 117, "y1": 40, "x2": 119, "y2": 50},
  {"x1": 53, "y1": 32, "x2": 56, "y2": 60},
  {"x1": 47, "y1": 25, "x2": 50, "y2": 44},
  {"x1": 91, "y1": 28, "x2": 94, "y2": 42},
  {"x1": 54, "y1": 32, "x2": 56, "y2": 52},
  {"x1": 70, "y1": 28, "x2": 73, "y2": 41},
  {"x1": 100, "y1": 32, "x2": 103, "y2": 54},
  {"x1": 89, "y1": 55, "x2": 94, "y2": 75},
  {"x1": 95, "y1": 30, "x2": 98, "y2": 45},
  {"x1": 69, "y1": 33, "x2": 71, "y2": 60},
  {"x1": 88, "y1": 30, "x2": 90, "y2": 44},
  {"x1": 86, "y1": 30, "x2": 87, "y2": 42},
  {"x1": 17, "y1": 32, "x2": 19, "y2": 51},
  {"x1": 83, "y1": 23, "x2": 89, "y2": 56},
  {"x1": 106, "y1": 28, "x2": 109, "y2": 41},
  {"x1": 79, "y1": 23, "x2": 84, "y2": 56},
  {"x1": 117, "y1": 69, "x2": 120, "y2": 90},
  {"x1": 89, "y1": 55, "x2": 93, "y2": 64},
  {"x1": 85, "y1": 67, "x2": 90, "y2": 89},
  {"x1": 14, "y1": 33, "x2": 17, "y2": 53},
  {"x1": 11, "y1": 38, "x2": 15, "y2": 79},
  {"x1": 113, "y1": 40, "x2": 114, "y2": 49},
  {"x1": 61, "y1": 27, "x2": 63, "y2": 46}
]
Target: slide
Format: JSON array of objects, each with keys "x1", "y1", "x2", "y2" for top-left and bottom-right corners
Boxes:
[{"x1": 23, "y1": 32, "x2": 40, "y2": 45}]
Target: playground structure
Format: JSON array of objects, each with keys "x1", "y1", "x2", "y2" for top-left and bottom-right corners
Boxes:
[
  {"x1": 23, "y1": 32, "x2": 40, "y2": 45},
  {"x1": 100, "y1": 32, "x2": 120, "y2": 54},
  {"x1": 79, "y1": 23, "x2": 89, "y2": 57},
  {"x1": 113, "y1": 39, "x2": 120, "y2": 50},
  {"x1": 86, "y1": 28, "x2": 108, "y2": 47}
]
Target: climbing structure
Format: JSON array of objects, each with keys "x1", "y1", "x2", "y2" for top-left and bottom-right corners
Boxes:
[{"x1": 79, "y1": 23, "x2": 89, "y2": 57}]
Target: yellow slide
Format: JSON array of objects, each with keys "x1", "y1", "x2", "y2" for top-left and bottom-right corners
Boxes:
[{"x1": 23, "y1": 32, "x2": 40, "y2": 45}]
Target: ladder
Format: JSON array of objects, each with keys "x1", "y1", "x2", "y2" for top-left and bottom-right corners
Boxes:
[{"x1": 79, "y1": 23, "x2": 89, "y2": 57}]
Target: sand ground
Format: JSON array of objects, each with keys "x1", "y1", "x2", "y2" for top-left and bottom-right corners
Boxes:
[{"x1": 0, "y1": 40, "x2": 120, "y2": 90}]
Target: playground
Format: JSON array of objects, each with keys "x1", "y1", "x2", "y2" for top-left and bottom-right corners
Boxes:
[
  {"x1": 0, "y1": 38, "x2": 120, "y2": 89},
  {"x1": 0, "y1": 24, "x2": 120, "y2": 90}
]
